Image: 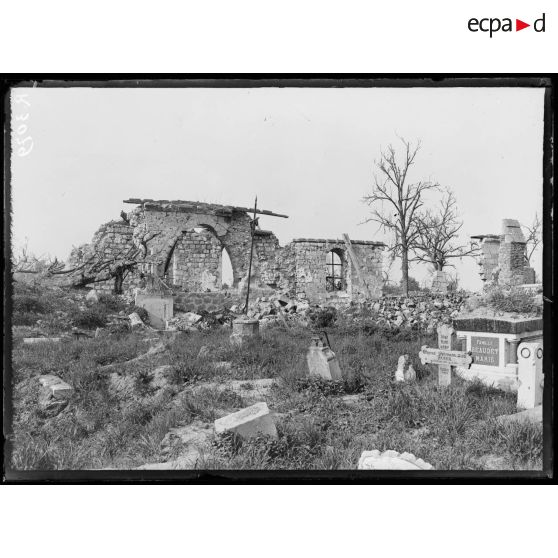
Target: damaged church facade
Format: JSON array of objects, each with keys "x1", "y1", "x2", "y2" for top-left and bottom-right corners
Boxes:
[{"x1": 80, "y1": 199, "x2": 384, "y2": 307}]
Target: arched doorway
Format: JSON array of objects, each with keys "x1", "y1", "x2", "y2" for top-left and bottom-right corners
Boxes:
[{"x1": 163, "y1": 225, "x2": 236, "y2": 292}]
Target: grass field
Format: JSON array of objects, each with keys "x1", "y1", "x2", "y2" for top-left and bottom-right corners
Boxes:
[{"x1": 6, "y1": 281, "x2": 543, "y2": 471}]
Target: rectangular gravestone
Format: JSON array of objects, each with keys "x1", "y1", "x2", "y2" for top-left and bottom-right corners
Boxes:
[{"x1": 437, "y1": 324, "x2": 457, "y2": 387}]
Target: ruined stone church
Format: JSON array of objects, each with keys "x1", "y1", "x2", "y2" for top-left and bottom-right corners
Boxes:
[{"x1": 80, "y1": 198, "x2": 385, "y2": 306}]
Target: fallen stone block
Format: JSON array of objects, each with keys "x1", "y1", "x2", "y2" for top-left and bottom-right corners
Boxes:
[
  {"x1": 214, "y1": 402, "x2": 278, "y2": 440},
  {"x1": 129, "y1": 312, "x2": 146, "y2": 329},
  {"x1": 39, "y1": 375, "x2": 74, "y2": 398},
  {"x1": 38, "y1": 375, "x2": 74, "y2": 416},
  {"x1": 358, "y1": 450, "x2": 434, "y2": 470},
  {"x1": 23, "y1": 337, "x2": 61, "y2": 344}
]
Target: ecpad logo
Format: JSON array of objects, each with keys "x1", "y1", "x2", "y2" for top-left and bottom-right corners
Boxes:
[{"x1": 468, "y1": 13, "x2": 546, "y2": 37}]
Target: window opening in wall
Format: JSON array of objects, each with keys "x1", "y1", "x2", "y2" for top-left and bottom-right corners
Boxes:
[
  {"x1": 326, "y1": 250, "x2": 344, "y2": 291},
  {"x1": 221, "y1": 247, "x2": 234, "y2": 289}
]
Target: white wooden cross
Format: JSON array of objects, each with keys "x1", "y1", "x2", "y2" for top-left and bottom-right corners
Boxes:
[{"x1": 419, "y1": 324, "x2": 473, "y2": 386}]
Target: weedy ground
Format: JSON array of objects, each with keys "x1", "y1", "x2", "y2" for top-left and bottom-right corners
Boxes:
[{"x1": 8, "y1": 282, "x2": 543, "y2": 471}]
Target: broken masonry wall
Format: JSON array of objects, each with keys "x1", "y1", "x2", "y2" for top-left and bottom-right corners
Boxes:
[
  {"x1": 290, "y1": 239, "x2": 383, "y2": 304},
  {"x1": 473, "y1": 219, "x2": 535, "y2": 287},
  {"x1": 165, "y1": 229, "x2": 223, "y2": 291}
]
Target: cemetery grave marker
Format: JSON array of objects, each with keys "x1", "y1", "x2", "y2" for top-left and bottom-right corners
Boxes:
[{"x1": 419, "y1": 324, "x2": 473, "y2": 386}]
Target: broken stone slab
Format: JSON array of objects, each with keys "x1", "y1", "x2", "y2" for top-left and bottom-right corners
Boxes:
[
  {"x1": 23, "y1": 337, "x2": 61, "y2": 344},
  {"x1": 358, "y1": 450, "x2": 434, "y2": 470},
  {"x1": 394, "y1": 354, "x2": 416, "y2": 382},
  {"x1": 39, "y1": 375, "x2": 74, "y2": 399},
  {"x1": 38, "y1": 375, "x2": 74, "y2": 416},
  {"x1": 496, "y1": 405, "x2": 542, "y2": 425},
  {"x1": 306, "y1": 336, "x2": 343, "y2": 381},
  {"x1": 129, "y1": 312, "x2": 146, "y2": 329},
  {"x1": 214, "y1": 402, "x2": 278, "y2": 440}
]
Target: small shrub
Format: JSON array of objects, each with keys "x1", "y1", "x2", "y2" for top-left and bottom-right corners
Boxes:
[
  {"x1": 308, "y1": 306, "x2": 338, "y2": 329},
  {"x1": 485, "y1": 286, "x2": 541, "y2": 315},
  {"x1": 295, "y1": 376, "x2": 365, "y2": 396},
  {"x1": 70, "y1": 308, "x2": 108, "y2": 329}
]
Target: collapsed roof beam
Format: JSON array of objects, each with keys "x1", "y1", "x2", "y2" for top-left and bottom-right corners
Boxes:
[{"x1": 123, "y1": 198, "x2": 288, "y2": 219}]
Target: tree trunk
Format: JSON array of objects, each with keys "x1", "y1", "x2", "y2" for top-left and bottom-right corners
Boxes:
[
  {"x1": 113, "y1": 271, "x2": 123, "y2": 294},
  {"x1": 401, "y1": 247, "x2": 409, "y2": 295}
]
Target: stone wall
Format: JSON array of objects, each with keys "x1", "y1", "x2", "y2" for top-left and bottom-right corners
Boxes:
[
  {"x1": 472, "y1": 219, "x2": 531, "y2": 288},
  {"x1": 174, "y1": 292, "x2": 239, "y2": 313},
  {"x1": 166, "y1": 229, "x2": 223, "y2": 291},
  {"x1": 290, "y1": 239, "x2": 383, "y2": 304},
  {"x1": 78, "y1": 200, "x2": 384, "y2": 303}
]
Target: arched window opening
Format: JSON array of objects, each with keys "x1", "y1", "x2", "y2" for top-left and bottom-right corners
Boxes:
[
  {"x1": 221, "y1": 247, "x2": 234, "y2": 289},
  {"x1": 326, "y1": 249, "x2": 344, "y2": 292}
]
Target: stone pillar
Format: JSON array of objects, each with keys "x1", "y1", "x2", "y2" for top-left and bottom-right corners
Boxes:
[
  {"x1": 475, "y1": 237, "x2": 500, "y2": 284},
  {"x1": 431, "y1": 270, "x2": 450, "y2": 293},
  {"x1": 499, "y1": 219, "x2": 527, "y2": 286},
  {"x1": 230, "y1": 318, "x2": 260, "y2": 346},
  {"x1": 517, "y1": 342, "x2": 543, "y2": 409}
]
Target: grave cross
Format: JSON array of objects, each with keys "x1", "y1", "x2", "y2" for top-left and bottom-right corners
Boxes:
[{"x1": 419, "y1": 324, "x2": 473, "y2": 386}]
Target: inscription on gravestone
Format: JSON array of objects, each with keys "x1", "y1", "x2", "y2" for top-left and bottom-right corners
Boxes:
[
  {"x1": 471, "y1": 336, "x2": 499, "y2": 367},
  {"x1": 437, "y1": 324, "x2": 457, "y2": 387}
]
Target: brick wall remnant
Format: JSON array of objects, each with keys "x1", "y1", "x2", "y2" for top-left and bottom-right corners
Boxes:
[{"x1": 471, "y1": 219, "x2": 532, "y2": 288}]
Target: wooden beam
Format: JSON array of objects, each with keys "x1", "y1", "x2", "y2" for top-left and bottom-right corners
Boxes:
[
  {"x1": 123, "y1": 199, "x2": 288, "y2": 219},
  {"x1": 342, "y1": 233, "x2": 373, "y2": 298}
]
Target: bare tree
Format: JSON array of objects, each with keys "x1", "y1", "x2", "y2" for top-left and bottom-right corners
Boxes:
[
  {"x1": 363, "y1": 138, "x2": 439, "y2": 295},
  {"x1": 522, "y1": 213, "x2": 541, "y2": 266},
  {"x1": 412, "y1": 188, "x2": 477, "y2": 271}
]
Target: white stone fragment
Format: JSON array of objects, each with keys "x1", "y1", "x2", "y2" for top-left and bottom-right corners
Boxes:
[
  {"x1": 23, "y1": 337, "x2": 61, "y2": 344},
  {"x1": 358, "y1": 450, "x2": 434, "y2": 470},
  {"x1": 86, "y1": 289, "x2": 100, "y2": 303},
  {"x1": 214, "y1": 402, "x2": 278, "y2": 439}
]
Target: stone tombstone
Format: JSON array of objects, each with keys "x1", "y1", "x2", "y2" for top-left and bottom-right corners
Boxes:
[
  {"x1": 516, "y1": 342, "x2": 544, "y2": 410},
  {"x1": 135, "y1": 293, "x2": 173, "y2": 329},
  {"x1": 214, "y1": 402, "x2": 277, "y2": 440},
  {"x1": 437, "y1": 324, "x2": 457, "y2": 387},
  {"x1": 230, "y1": 317, "x2": 260, "y2": 346},
  {"x1": 431, "y1": 270, "x2": 450, "y2": 293},
  {"x1": 306, "y1": 336, "x2": 343, "y2": 381}
]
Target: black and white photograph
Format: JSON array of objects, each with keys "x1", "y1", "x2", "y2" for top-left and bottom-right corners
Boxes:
[{"x1": 3, "y1": 78, "x2": 553, "y2": 479}]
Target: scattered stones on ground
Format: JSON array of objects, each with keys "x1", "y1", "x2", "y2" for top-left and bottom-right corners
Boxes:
[
  {"x1": 358, "y1": 449, "x2": 434, "y2": 470},
  {"x1": 214, "y1": 402, "x2": 278, "y2": 440}
]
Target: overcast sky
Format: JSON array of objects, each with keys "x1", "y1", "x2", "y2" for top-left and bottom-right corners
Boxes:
[{"x1": 10, "y1": 86, "x2": 544, "y2": 291}]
